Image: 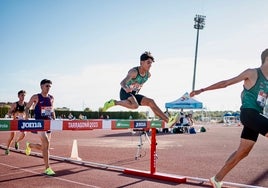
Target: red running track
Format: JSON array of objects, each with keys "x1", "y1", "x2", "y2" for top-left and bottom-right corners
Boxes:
[{"x1": 0, "y1": 123, "x2": 267, "y2": 188}]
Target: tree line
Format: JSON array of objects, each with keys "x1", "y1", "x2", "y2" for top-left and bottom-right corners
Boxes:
[{"x1": 0, "y1": 105, "x2": 239, "y2": 122}]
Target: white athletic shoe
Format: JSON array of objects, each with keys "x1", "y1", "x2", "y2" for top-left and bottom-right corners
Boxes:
[{"x1": 210, "y1": 176, "x2": 222, "y2": 188}]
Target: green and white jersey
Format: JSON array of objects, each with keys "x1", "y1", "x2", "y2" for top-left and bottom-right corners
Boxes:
[
  {"x1": 126, "y1": 67, "x2": 149, "y2": 93},
  {"x1": 241, "y1": 68, "x2": 268, "y2": 113}
]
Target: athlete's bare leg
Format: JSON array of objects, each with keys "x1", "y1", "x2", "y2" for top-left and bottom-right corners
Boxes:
[
  {"x1": 16, "y1": 132, "x2": 26, "y2": 143},
  {"x1": 39, "y1": 132, "x2": 50, "y2": 169},
  {"x1": 114, "y1": 96, "x2": 171, "y2": 123},
  {"x1": 115, "y1": 96, "x2": 139, "y2": 109},
  {"x1": 7, "y1": 132, "x2": 15, "y2": 149},
  {"x1": 214, "y1": 138, "x2": 255, "y2": 182},
  {"x1": 140, "y1": 97, "x2": 169, "y2": 123}
]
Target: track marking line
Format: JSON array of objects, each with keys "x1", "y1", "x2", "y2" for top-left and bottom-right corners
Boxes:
[{"x1": 0, "y1": 162, "x2": 100, "y2": 188}]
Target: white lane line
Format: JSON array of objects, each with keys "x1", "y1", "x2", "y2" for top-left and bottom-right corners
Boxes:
[
  {"x1": 0, "y1": 165, "x2": 45, "y2": 178},
  {"x1": 0, "y1": 162, "x2": 100, "y2": 188}
]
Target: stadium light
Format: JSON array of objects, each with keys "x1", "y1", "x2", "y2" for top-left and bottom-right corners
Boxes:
[{"x1": 192, "y1": 14, "x2": 206, "y2": 91}]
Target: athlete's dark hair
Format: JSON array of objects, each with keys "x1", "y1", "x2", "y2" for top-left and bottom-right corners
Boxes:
[
  {"x1": 18, "y1": 90, "x2": 26, "y2": 96},
  {"x1": 140, "y1": 51, "x2": 154, "y2": 62},
  {"x1": 40, "y1": 79, "x2": 52, "y2": 85},
  {"x1": 261, "y1": 49, "x2": 268, "y2": 64}
]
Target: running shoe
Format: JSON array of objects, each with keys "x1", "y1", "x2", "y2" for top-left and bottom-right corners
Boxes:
[
  {"x1": 5, "y1": 149, "x2": 10, "y2": 155},
  {"x1": 15, "y1": 141, "x2": 19, "y2": 150},
  {"x1": 210, "y1": 176, "x2": 223, "y2": 188},
  {"x1": 167, "y1": 113, "x2": 179, "y2": 128},
  {"x1": 25, "y1": 142, "x2": 31, "y2": 156},
  {"x1": 44, "y1": 167, "x2": 55, "y2": 176},
  {"x1": 102, "y1": 99, "x2": 115, "y2": 112}
]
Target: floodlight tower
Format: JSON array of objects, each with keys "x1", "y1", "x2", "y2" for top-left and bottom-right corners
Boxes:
[{"x1": 192, "y1": 14, "x2": 206, "y2": 91}]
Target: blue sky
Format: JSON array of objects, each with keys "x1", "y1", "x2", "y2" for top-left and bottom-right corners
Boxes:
[{"x1": 1, "y1": 0, "x2": 268, "y2": 113}]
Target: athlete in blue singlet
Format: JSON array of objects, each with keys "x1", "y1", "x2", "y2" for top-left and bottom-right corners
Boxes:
[
  {"x1": 190, "y1": 48, "x2": 268, "y2": 188},
  {"x1": 34, "y1": 93, "x2": 54, "y2": 120},
  {"x1": 102, "y1": 51, "x2": 178, "y2": 127},
  {"x1": 25, "y1": 79, "x2": 56, "y2": 176}
]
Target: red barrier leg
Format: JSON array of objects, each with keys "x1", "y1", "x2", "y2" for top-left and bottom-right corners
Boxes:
[
  {"x1": 124, "y1": 128, "x2": 186, "y2": 183},
  {"x1": 150, "y1": 128, "x2": 156, "y2": 174}
]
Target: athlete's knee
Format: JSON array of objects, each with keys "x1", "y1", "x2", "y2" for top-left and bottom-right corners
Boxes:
[
  {"x1": 10, "y1": 132, "x2": 15, "y2": 137},
  {"x1": 40, "y1": 136, "x2": 49, "y2": 145},
  {"x1": 265, "y1": 132, "x2": 268, "y2": 138},
  {"x1": 129, "y1": 103, "x2": 139, "y2": 109},
  {"x1": 145, "y1": 98, "x2": 156, "y2": 107},
  {"x1": 126, "y1": 99, "x2": 139, "y2": 109}
]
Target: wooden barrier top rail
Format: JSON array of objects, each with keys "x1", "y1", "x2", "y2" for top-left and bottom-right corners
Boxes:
[{"x1": 0, "y1": 119, "x2": 166, "y2": 131}]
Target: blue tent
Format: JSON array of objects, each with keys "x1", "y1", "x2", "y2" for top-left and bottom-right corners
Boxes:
[{"x1": 165, "y1": 92, "x2": 203, "y2": 109}]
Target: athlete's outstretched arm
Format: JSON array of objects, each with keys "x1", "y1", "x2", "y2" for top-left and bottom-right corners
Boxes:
[{"x1": 190, "y1": 69, "x2": 253, "y2": 97}]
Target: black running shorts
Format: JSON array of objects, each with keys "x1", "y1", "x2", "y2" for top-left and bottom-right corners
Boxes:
[
  {"x1": 240, "y1": 108, "x2": 268, "y2": 142},
  {"x1": 120, "y1": 88, "x2": 144, "y2": 105}
]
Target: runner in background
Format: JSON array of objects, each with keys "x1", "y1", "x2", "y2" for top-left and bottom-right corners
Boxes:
[{"x1": 5, "y1": 90, "x2": 27, "y2": 155}]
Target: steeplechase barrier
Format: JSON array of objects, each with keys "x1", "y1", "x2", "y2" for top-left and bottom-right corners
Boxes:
[{"x1": 0, "y1": 119, "x2": 265, "y2": 187}]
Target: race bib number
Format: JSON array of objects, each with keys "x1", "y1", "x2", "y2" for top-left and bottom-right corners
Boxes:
[
  {"x1": 257, "y1": 90, "x2": 267, "y2": 107},
  {"x1": 41, "y1": 106, "x2": 53, "y2": 117},
  {"x1": 129, "y1": 83, "x2": 143, "y2": 91}
]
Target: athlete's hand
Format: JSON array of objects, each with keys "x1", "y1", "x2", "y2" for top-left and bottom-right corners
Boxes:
[
  {"x1": 125, "y1": 87, "x2": 132, "y2": 93},
  {"x1": 190, "y1": 89, "x2": 203, "y2": 97},
  {"x1": 123, "y1": 85, "x2": 132, "y2": 93}
]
